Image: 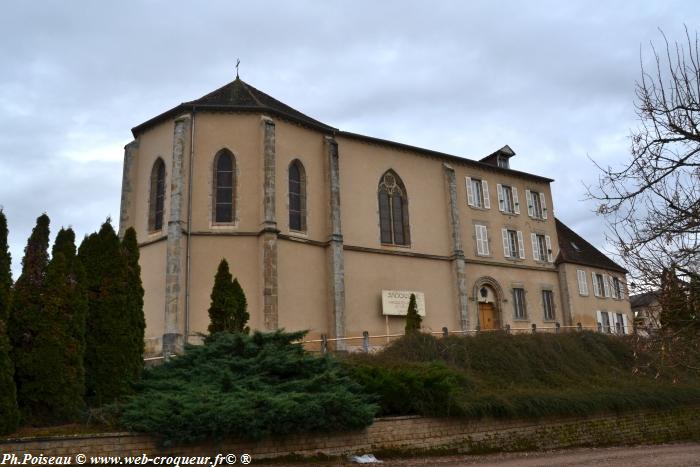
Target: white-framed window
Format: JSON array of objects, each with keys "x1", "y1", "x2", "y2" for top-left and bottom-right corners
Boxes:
[
  {"x1": 592, "y1": 272, "x2": 607, "y2": 298},
  {"x1": 502, "y1": 228, "x2": 525, "y2": 259},
  {"x1": 542, "y1": 289, "x2": 555, "y2": 321},
  {"x1": 530, "y1": 233, "x2": 553, "y2": 262},
  {"x1": 612, "y1": 277, "x2": 624, "y2": 299},
  {"x1": 525, "y1": 190, "x2": 548, "y2": 220},
  {"x1": 513, "y1": 287, "x2": 527, "y2": 319},
  {"x1": 497, "y1": 184, "x2": 519, "y2": 214},
  {"x1": 597, "y1": 310, "x2": 611, "y2": 333},
  {"x1": 576, "y1": 269, "x2": 589, "y2": 296},
  {"x1": 498, "y1": 155, "x2": 509, "y2": 169},
  {"x1": 466, "y1": 177, "x2": 490, "y2": 209},
  {"x1": 475, "y1": 224, "x2": 490, "y2": 256}
]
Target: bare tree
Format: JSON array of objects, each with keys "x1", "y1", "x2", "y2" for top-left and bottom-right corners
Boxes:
[
  {"x1": 591, "y1": 28, "x2": 700, "y2": 376},
  {"x1": 590, "y1": 27, "x2": 699, "y2": 292}
]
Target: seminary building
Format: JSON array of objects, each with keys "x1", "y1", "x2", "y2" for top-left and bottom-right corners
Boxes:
[{"x1": 117, "y1": 77, "x2": 632, "y2": 356}]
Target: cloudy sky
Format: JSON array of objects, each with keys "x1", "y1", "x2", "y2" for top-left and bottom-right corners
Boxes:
[{"x1": 0, "y1": 1, "x2": 697, "y2": 277}]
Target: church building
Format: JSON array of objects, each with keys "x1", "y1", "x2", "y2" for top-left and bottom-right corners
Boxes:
[{"x1": 118, "y1": 77, "x2": 632, "y2": 357}]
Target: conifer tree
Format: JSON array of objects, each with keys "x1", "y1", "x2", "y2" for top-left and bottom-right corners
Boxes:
[
  {"x1": 659, "y1": 267, "x2": 690, "y2": 330},
  {"x1": 0, "y1": 210, "x2": 19, "y2": 434},
  {"x1": 231, "y1": 278, "x2": 249, "y2": 334},
  {"x1": 9, "y1": 214, "x2": 50, "y2": 423},
  {"x1": 208, "y1": 259, "x2": 236, "y2": 334},
  {"x1": 36, "y1": 230, "x2": 87, "y2": 423},
  {"x1": 405, "y1": 293, "x2": 422, "y2": 333},
  {"x1": 688, "y1": 273, "x2": 700, "y2": 328},
  {"x1": 121, "y1": 227, "x2": 145, "y2": 380},
  {"x1": 79, "y1": 221, "x2": 134, "y2": 405}
]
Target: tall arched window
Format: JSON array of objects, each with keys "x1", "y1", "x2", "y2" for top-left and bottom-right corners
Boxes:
[
  {"x1": 148, "y1": 158, "x2": 166, "y2": 231},
  {"x1": 288, "y1": 160, "x2": 307, "y2": 231},
  {"x1": 378, "y1": 170, "x2": 410, "y2": 245},
  {"x1": 213, "y1": 149, "x2": 236, "y2": 223}
]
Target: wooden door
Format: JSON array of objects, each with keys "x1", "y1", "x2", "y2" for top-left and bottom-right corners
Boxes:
[{"x1": 478, "y1": 302, "x2": 500, "y2": 330}]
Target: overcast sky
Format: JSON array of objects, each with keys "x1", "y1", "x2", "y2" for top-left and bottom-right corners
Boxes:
[{"x1": 0, "y1": 1, "x2": 697, "y2": 277}]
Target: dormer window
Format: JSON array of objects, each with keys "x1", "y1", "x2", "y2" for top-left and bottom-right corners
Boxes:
[{"x1": 497, "y1": 155, "x2": 509, "y2": 169}]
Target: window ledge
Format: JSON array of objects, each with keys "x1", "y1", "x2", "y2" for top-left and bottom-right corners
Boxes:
[
  {"x1": 469, "y1": 205, "x2": 490, "y2": 211},
  {"x1": 380, "y1": 243, "x2": 412, "y2": 249}
]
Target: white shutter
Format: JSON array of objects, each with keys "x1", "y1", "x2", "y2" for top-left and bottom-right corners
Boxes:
[
  {"x1": 620, "y1": 280, "x2": 626, "y2": 300},
  {"x1": 622, "y1": 313, "x2": 629, "y2": 335},
  {"x1": 603, "y1": 274, "x2": 611, "y2": 297},
  {"x1": 526, "y1": 190, "x2": 534, "y2": 217},
  {"x1": 608, "y1": 312, "x2": 616, "y2": 334},
  {"x1": 512, "y1": 187, "x2": 520, "y2": 214},
  {"x1": 545, "y1": 235, "x2": 553, "y2": 262},
  {"x1": 497, "y1": 184, "x2": 504, "y2": 212},
  {"x1": 592, "y1": 272, "x2": 600, "y2": 297},
  {"x1": 482, "y1": 180, "x2": 490, "y2": 209},
  {"x1": 482, "y1": 226, "x2": 489, "y2": 255},
  {"x1": 517, "y1": 230, "x2": 525, "y2": 259},
  {"x1": 466, "y1": 177, "x2": 474, "y2": 206},
  {"x1": 577, "y1": 269, "x2": 586, "y2": 295},
  {"x1": 502, "y1": 228, "x2": 510, "y2": 257},
  {"x1": 596, "y1": 310, "x2": 603, "y2": 331},
  {"x1": 531, "y1": 233, "x2": 539, "y2": 261},
  {"x1": 540, "y1": 192, "x2": 548, "y2": 220}
]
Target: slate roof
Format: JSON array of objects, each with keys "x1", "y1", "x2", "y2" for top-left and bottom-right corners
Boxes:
[
  {"x1": 131, "y1": 78, "x2": 336, "y2": 136},
  {"x1": 130, "y1": 78, "x2": 554, "y2": 183},
  {"x1": 630, "y1": 291, "x2": 659, "y2": 308},
  {"x1": 555, "y1": 218, "x2": 627, "y2": 273}
]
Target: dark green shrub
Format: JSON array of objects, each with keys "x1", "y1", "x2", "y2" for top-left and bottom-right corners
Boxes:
[
  {"x1": 120, "y1": 331, "x2": 376, "y2": 444},
  {"x1": 344, "y1": 332, "x2": 700, "y2": 420},
  {"x1": 208, "y1": 259, "x2": 249, "y2": 334},
  {"x1": 404, "y1": 293, "x2": 421, "y2": 333}
]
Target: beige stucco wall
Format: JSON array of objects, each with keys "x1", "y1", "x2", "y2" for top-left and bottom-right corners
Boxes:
[
  {"x1": 139, "y1": 240, "x2": 166, "y2": 355},
  {"x1": 559, "y1": 262, "x2": 632, "y2": 330},
  {"x1": 124, "y1": 109, "x2": 633, "y2": 355}
]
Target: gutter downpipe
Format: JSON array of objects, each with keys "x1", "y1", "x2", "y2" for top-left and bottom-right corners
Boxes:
[{"x1": 185, "y1": 106, "x2": 196, "y2": 345}]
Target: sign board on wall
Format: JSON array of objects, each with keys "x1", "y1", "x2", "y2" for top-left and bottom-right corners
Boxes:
[{"x1": 381, "y1": 290, "x2": 426, "y2": 316}]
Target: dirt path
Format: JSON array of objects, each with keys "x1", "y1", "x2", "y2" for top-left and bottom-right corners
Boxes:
[{"x1": 255, "y1": 442, "x2": 700, "y2": 466}]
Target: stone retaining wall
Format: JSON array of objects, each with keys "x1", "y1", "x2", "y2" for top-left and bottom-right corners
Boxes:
[{"x1": 2, "y1": 408, "x2": 699, "y2": 463}]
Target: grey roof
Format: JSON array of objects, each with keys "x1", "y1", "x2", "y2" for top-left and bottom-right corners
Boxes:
[{"x1": 555, "y1": 218, "x2": 628, "y2": 273}]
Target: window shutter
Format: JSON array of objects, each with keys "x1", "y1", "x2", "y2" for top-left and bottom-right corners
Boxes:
[
  {"x1": 620, "y1": 280, "x2": 626, "y2": 300},
  {"x1": 596, "y1": 310, "x2": 603, "y2": 330},
  {"x1": 592, "y1": 273, "x2": 600, "y2": 297},
  {"x1": 531, "y1": 233, "x2": 539, "y2": 261},
  {"x1": 502, "y1": 228, "x2": 510, "y2": 257},
  {"x1": 545, "y1": 235, "x2": 553, "y2": 262},
  {"x1": 540, "y1": 192, "x2": 548, "y2": 219},
  {"x1": 525, "y1": 190, "x2": 534, "y2": 217},
  {"x1": 622, "y1": 313, "x2": 629, "y2": 335},
  {"x1": 577, "y1": 270, "x2": 584, "y2": 295},
  {"x1": 517, "y1": 230, "x2": 525, "y2": 259},
  {"x1": 482, "y1": 180, "x2": 490, "y2": 209},
  {"x1": 475, "y1": 225, "x2": 486, "y2": 256},
  {"x1": 603, "y1": 274, "x2": 611, "y2": 297},
  {"x1": 466, "y1": 177, "x2": 474, "y2": 206},
  {"x1": 481, "y1": 225, "x2": 489, "y2": 255},
  {"x1": 512, "y1": 187, "x2": 520, "y2": 214},
  {"x1": 497, "y1": 184, "x2": 504, "y2": 212},
  {"x1": 608, "y1": 312, "x2": 616, "y2": 333}
]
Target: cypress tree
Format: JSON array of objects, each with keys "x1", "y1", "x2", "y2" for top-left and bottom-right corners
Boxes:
[
  {"x1": 79, "y1": 221, "x2": 132, "y2": 406},
  {"x1": 121, "y1": 227, "x2": 145, "y2": 382},
  {"x1": 405, "y1": 293, "x2": 422, "y2": 333},
  {"x1": 231, "y1": 278, "x2": 249, "y2": 334},
  {"x1": 688, "y1": 273, "x2": 700, "y2": 329},
  {"x1": 9, "y1": 214, "x2": 50, "y2": 423},
  {"x1": 36, "y1": 230, "x2": 87, "y2": 423},
  {"x1": 208, "y1": 259, "x2": 236, "y2": 334},
  {"x1": 659, "y1": 267, "x2": 689, "y2": 330},
  {"x1": 0, "y1": 210, "x2": 19, "y2": 433}
]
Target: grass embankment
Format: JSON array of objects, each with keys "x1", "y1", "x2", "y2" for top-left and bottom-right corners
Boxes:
[{"x1": 342, "y1": 331, "x2": 700, "y2": 419}]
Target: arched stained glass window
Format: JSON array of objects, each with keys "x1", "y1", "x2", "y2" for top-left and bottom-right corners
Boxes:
[
  {"x1": 378, "y1": 170, "x2": 410, "y2": 245},
  {"x1": 289, "y1": 160, "x2": 307, "y2": 231},
  {"x1": 149, "y1": 158, "x2": 166, "y2": 231},
  {"x1": 213, "y1": 149, "x2": 236, "y2": 223}
]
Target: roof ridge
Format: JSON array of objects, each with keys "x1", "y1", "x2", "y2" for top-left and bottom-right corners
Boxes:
[{"x1": 237, "y1": 79, "x2": 264, "y2": 107}]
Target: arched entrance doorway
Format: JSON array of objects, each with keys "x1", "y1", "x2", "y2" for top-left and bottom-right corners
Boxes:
[{"x1": 473, "y1": 278, "x2": 504, "y2": 331}]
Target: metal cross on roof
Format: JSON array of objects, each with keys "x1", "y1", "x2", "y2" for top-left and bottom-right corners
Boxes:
[{"x1": 236, "y1": 58, "x2": 240, "y2": 79}]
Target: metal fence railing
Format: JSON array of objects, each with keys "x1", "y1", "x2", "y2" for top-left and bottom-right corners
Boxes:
[{"x1": 300, "y1": 322, "x2": 635, "y2": 354}]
